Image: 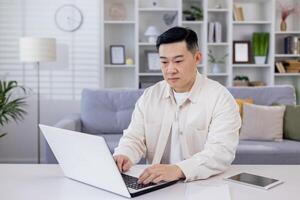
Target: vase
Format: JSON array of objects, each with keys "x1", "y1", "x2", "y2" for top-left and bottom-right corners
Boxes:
[
  {"x1": 212, "y1": 63, "x2": 221, "y2": 74},
  {"x1": 280, "y1": 20, "x2": 287, "y2": 31},
  {"x1": 254, "y1": 56, "x2": 266, "y2": 64}
]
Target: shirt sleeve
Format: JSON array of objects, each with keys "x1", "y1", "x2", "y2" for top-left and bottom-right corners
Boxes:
[
  {"x1": 113, "y1": 92, "x2": 147, "y2": 164},
  {"x1": 176, "y1": 87, "x2": 241, "y2": 182}
]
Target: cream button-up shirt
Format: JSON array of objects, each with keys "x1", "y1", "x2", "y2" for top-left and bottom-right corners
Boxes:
[{"x1": 114, "y1": 72, "x2": 241, "y2": 182}]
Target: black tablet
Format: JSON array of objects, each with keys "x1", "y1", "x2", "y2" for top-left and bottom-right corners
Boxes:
[{"x1": 224, "y1": 172, "x2": 283, "y2": 190}]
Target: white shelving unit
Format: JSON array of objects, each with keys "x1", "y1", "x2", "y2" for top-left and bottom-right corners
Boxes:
[{"x1": 99, "y1": 0, "x2": 300, "y2": 102}]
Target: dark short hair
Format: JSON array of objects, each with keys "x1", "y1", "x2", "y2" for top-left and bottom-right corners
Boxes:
[{"x1": 156, "y1": 26, "x2": 199, "y2": 53}]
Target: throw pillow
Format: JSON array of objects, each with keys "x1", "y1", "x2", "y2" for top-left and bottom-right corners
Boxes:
[
  {"x1": 235, "y1": 98, "x2": 254, "y2": 118},
  {"x1": 240, "y1": 103, "x2": 285, "y2": 141},
  {"x1": 284, "y1": 105, "x2": 300, "y2": 141}
]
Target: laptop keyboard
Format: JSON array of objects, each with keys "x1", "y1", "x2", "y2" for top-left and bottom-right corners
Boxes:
[{"x1": 121, "y1": 173, "x2": 156, "y2": 190}]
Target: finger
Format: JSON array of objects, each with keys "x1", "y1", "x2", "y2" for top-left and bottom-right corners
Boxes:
[
  {"x1": 122, "y1": 160, "x2": 131, "y2": 172},
  {"x1": 138, "y1": 170, "x2": 151, "y2": 184},
  {"x1": 152, "y1": 175, "x2": 164, "y2": 184},
  {"x1": 117, "y1": 157, "x2": 124, "y2": 172},
  {"x1": 143, "y1": 173, "x2": 160, "y2": 185}
]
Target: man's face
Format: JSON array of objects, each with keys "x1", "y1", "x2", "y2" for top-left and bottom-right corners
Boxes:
[{"x1": 159, "y1": 41, "x2": 202, "y2": 92}]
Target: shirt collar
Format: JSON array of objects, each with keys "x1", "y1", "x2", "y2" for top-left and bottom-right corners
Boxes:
[{"x1": 164, "y1": 72, "x2": 205, "y2": 103}]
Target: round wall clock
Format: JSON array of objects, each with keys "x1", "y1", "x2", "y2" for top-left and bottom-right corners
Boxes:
[{"x1": 55, "y1": 4, "x2": 83, "y2": 32}]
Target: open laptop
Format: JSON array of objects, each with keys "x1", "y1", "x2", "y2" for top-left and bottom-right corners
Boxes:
[{"x1": 39, "y1": 124, "x2": 177, "y2": 198}]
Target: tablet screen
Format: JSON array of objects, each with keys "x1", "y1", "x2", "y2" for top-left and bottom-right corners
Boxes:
[{"x1": 227, "y1": 173, "x2": 279, "y2": 187}]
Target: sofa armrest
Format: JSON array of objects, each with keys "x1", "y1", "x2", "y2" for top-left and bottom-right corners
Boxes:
[
  {"x1": 54, "y1": 113, "x2": 82, "y2": 131},
  {"x1": 44, "y1": 113, "x2": 81, "y2": 164}
]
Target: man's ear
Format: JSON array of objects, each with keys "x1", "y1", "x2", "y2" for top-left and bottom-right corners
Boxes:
[{"x1": 195, "y1": 51, "x2": 202, "y2": 64}]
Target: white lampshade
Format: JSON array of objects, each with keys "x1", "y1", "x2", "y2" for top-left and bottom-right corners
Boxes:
[
  {"x1": 144, "y1": 26, "x2": 160, "y2": 37},
  {"x1": 20, "y1": 37, "x2": 56, "y2": 63}
]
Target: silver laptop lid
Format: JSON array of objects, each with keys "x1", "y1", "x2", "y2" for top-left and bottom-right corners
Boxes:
[{"x1": 39, "y1": 124, "x2": 131, "y2": 198}]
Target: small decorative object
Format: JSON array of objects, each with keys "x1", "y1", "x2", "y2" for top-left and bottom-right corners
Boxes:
[
  {"x1": 0, "y1": 80, "x2": 28, "y2": 138},
  {"x1": 208, "y1": 50, "x2": 228, "y2": 73},
  {"x1": 108, "y1": 1, "x2": 127, "y2": 20},
  {"x1": 126, "y1": 58, "x2": 134, "y2": 65},
  {"x1": 233, "y1": 76, "x2": 250, "y2": 87},
  {"x1": 144, "y1": 26, "x2": 160, "y2": 43},
  {"x1": 146, "y1": 51, "x2": 160, "y2": 71},
  {"x1": 163, "y1": 12, "x2": 178, "y2": 26},
  {"x1": 233, "y1": 41, "x2": 251, "y2": 64},
  {"x1": 252, "y1": 32, "x2": 269, "y2": 64},
  {"x1": 55, "y1": 4, "x2": 83, "y2": 32},
  {"x1": 183, "y1": 6, "x2": 203, "y2": 21},
  {"x1": 152, "y1": 1, "x2": 158, "y2": 7},
  {"x1": 277, "y1": 1, "x2": 300, "y2": 31},
  {"x1": 110, "y1": 45, "x2": 125, "y2": 64},
  {"x1": 233, "y1": 4, "x2": 245, "y2": 21}
]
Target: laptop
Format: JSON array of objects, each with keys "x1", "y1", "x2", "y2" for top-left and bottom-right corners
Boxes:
[{"x1": 39, "y1": 124, "x2": 178, "y2": 198}]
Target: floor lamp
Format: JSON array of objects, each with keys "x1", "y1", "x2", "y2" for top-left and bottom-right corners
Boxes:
[{"x1": 19, "y1": 37, "x2": 56, "y2": 163}]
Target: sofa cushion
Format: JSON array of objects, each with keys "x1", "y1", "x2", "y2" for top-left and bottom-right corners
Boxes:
[
  {"x1": 81, "y1": 89, "x2": 144, "y2": 134},
  {"x1": 233, "y1": 140, "x2": 300, "y2": 164},
  {"x1": 235, "y1": 98, "x2": 254, "y2": 118},
  {"x1": 284, "y1": 105, "x2": 300, "y2": 141},
  {"x1": 240, "y1": 104, "x2": 285, "y2": 141},
  {"x1": 228, "y1": 85, "x2": 296, "y2": 106}
]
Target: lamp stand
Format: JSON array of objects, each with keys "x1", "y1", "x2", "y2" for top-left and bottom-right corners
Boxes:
[{"x1": 36, "y1": 62, "x2": 41, "y2": 164}]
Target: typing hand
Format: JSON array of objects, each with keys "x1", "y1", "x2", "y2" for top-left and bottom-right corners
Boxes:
[
  {"x1": 138, "y1": 164, "x2": 185, "y2": 185},
  {"x1": 113, "y1": 154, "x2": 133, "y2": 172}
]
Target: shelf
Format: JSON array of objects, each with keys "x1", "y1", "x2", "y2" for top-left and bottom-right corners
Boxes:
[
  {"x1": 233, "y1": 21, "x2": 272, "y2": 25},
  {"x1": 139, "y1": 42, "x2": 156, "y2": 46},
  {"x1": 104, "y1": 21, "x2": 135, "y2": 24},
  {"x1": 207, "y1": 9, "x2": 229, "y2": 12},
  {"x1": 139, "y1": 8, "x2": 178, "y2": 12},
  {"x1": 206, "y1": 73, "x2": 228, "y2": 76},
  {"x1": 275, "y1": 73, "x2": 300, "y2": 77},
  {"x1": 139, "y1": 73, "x2": 163, "y2": 76},
  {"x1": 182, "y1": 21, "x2": 203, "y2": 25},
  {"x1": 207, "y1": 42, "x2": 229, "y2": 46},
  {"x1": 275, "y1": 54, "x2": 300, "y2": 58},
  {"x1": 198, "y1": 64, "x2": 204, "y2": 68},
  {"x1": 233, "y1": 64, "x2": 270, "y2": 68},
  {"x1": 104, "y1": 64, "x2": 135, "y2": 68},
  {"x1": 275, "y1": 31, "x2": 300, "y2": 35}
]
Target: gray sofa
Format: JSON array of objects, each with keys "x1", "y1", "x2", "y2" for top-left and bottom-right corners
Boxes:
[{"x1": 45, "y1": 85, "x2": 300, "y2": 164}]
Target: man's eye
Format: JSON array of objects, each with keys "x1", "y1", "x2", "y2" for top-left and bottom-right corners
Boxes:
[
  {"x1": 161, "y1": 61, "x2": 168, "y2": 64},
  {"x1": 175, "y1": 60, "x2": 183, "y2": 63}
]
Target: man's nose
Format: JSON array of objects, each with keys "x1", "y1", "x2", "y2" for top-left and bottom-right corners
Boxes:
[{"x1": 166, "y1": 63, "x2": 177, "y2": 74}]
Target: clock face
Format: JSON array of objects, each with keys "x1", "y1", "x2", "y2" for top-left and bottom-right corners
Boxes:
[{"x1": 55, "y1": 4, "x2": 83, "y2": 32}]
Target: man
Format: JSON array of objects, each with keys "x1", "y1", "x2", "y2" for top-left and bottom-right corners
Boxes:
[{"x1": 113, "y1": 27, "x2": 241, "y2": 184}]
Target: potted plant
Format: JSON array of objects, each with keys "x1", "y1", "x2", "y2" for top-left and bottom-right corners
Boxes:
[
  {"x1": 183, "y1": 6, "x2": 203, "y2": 21},
  {"x1": 208, "y1": 50, "x2": 228, "y2": 73},
  {"x1": 0, "y1": 80, "x2": 27, "y2": 138},
  {"x1": 277, "y1": 1, "x2": 300, "y2": 31},
  {"x1": 233, "y1": 75, "x2": 250, "y2": 87},
  {"x1": 252, "y1": 32, "x2": 269, "y2": 64}
]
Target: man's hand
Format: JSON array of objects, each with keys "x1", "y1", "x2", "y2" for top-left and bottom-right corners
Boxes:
[
  {"x1": 113, "y1": 154, "x2": 133, "y2": 172},
  {"x1": 138, "y1": 164, "x2": 185, "y2": 184}
]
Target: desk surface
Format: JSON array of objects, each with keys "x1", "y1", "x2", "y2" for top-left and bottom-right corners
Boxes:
[{"x1": 0, "y1": 164, "x2": 299, "y2": 200}]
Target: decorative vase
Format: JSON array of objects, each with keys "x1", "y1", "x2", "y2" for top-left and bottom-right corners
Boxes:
[
  {"x1": 212, "y1": 63, "x2": 221, "y2": 74},
  {"x1": 254, "y1": 56, "x2": 266, "y2": 64},
  {"x1": 280, "y1": 20, "x2": 287, "y2": 31}
]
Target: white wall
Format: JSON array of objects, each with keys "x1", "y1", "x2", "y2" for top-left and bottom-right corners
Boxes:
[{"x1": 0, "y1": 0, "x2": 101, "y2": 163}]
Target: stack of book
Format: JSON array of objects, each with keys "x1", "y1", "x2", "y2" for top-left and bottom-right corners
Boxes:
[
  {"x1": 208, "y1": 22, "x2": 222, "y2": 43},
  {"x1": 275, "y1": 60, "x2": 300, "y2": 73},
  {"x1": 233, "y1": 4, "x2": 245, "y2": 21},
  {"x1": 283, "y1": 36, "x2": 300, "y2": 54}
]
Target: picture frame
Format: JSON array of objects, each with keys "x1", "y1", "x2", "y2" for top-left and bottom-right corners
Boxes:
[
  {"x1": 145, "y1": 50, "x2": 160, "y2": 71},
  {"x1": 110, "y1": 45, "x2": 125, "y2": 64},
  {"x1": 233, "y1": 41, "x2": 251, "y2": 64}
]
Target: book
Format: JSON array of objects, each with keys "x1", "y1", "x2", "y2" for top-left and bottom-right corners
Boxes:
[
  {"x1": 208, "y1": 22, "x2": 214, "y2": 43},
  {"x1": 233, "y1": 4, "x2": 245, "y2": 21},
  {"x1": 214, "y1": 22, "x2": 222, "y2": 43}
]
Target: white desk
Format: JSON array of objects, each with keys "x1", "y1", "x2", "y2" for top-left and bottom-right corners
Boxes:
[{"x1": 0, "y1": 164, "x2": 299, "y2": 200}]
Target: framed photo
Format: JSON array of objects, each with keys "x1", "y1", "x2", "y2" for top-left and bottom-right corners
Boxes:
[
  {"x1": 233, "y1": 41, "x2": 251, "y2": 64},
  {"x1": 110, "y1": 45, "x2": 125, "y2": 64},
  {"x1": 146, "y1": 51, "x2": 160, "y2": 71}
]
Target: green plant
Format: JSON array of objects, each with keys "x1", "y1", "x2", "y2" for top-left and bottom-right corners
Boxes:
[
  {"x1": 183, "y1": 6, "x2": 203, "y2": 21},
  {"x1": 234, "y1": 75, "x2": 249, "y2": 82},
  {"x1": 252, "y1": 32, "x2": 269, "y2": 56},
  {"x1": 0, "y1": 80, "x2": 27, "y2": 138},
  {"x1": 208, "y1": 50, "x2": 228, "y2": 64}
]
